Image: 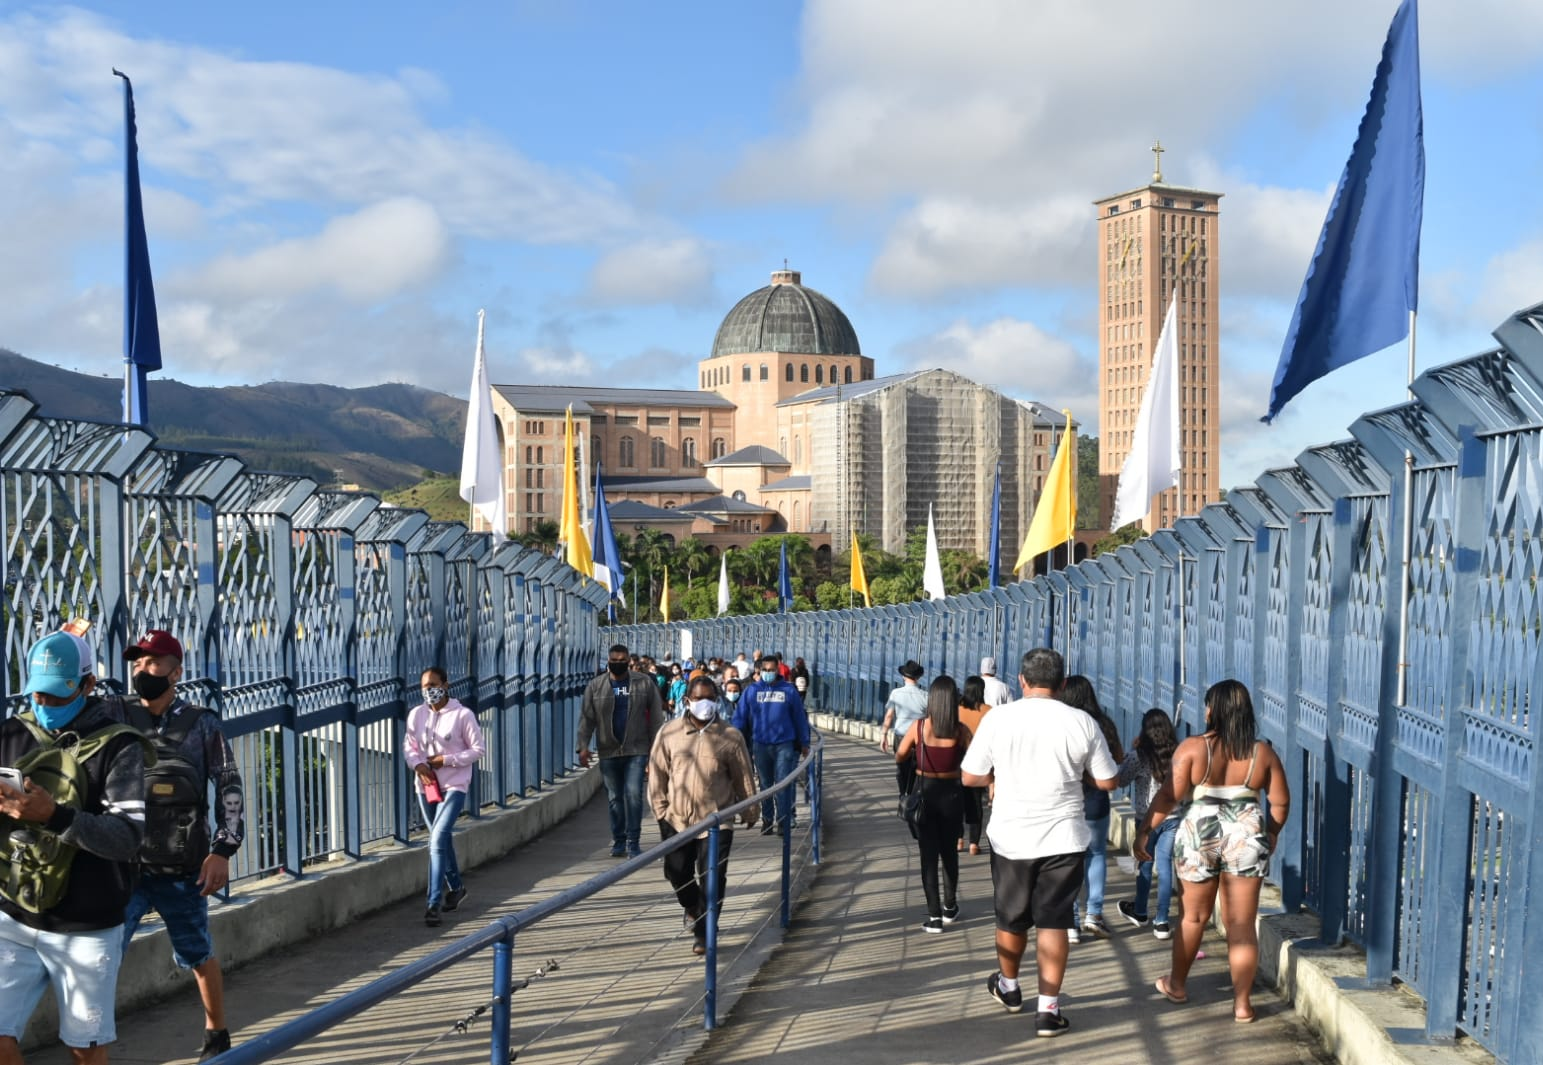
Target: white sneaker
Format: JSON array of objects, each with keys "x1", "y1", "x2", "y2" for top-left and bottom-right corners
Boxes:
[{"x1": 1067, "y1": 924, "x2": 1081, "y2": 944}]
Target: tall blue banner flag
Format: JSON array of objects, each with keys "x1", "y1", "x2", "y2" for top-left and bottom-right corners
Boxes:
[
  {"x1": 988, "y1": 464, "x2": 1002, "y2": 589},
  {"x1": 1262, "y1": 0, "x2": 1423, "y2": 423},
  {"x1": 778, "y1": 539, "x2": 792, "y2": 613},
  {"x1": 114, "y1": 69, "x2": 162, "y2": 427}
]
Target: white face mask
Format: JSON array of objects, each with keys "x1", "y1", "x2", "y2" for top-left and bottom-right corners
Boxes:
[{"x1": 687, "y1": 698, "x2": 718, "y2": 722}]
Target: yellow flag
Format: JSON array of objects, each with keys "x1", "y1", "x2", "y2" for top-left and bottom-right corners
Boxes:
[
  {"x1": 559, "y1": 406, "x2": 593, "y2": 577},
  {"x1": 660, "y1": 566, "x2": 671, "y2": 622},
  {"x1": 849, "y1": 531, "x2": 871, "y2": 608},
  {"x1": 1016, "y1": 409, "x2": 1077, "y2": 571}
]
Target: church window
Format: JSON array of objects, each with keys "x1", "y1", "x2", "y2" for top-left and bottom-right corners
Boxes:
[
  {"x1": 742, "y1": 364, "x2": 751, "y2": 382},
  {"x1": 845, "y1": 366, "x2": 853, "y2": 383},
  {"x1": 682, "y1": 437, "x2": 696, "y2": 466},
  {"x1": 535, "y1": 447, "x2": 543, "y2": 464},
  {"x1": 592, "y1": 434, "x2": 603, "y2": 462},
  {"x1": 794, "y1": 437, "x2": 802, "y2": 463},
  {"x1": 793, "y1": 500, "x2": 802, "y2": 529},
  {"x1": 760, "y1": 364, "x2": 768, "y2": 381},
  {"x1": 815, "y1": 365, "x2": 824, "y2": 384},
  {"x1": 786, "y1": 363, "x2": 794, "y2": 382},
  {"x1": 619, "y1": 435, "x2": 635, "y2": 468},
  {"x1": 800, "y1": 364, "x2": 809, "y2": 383},
  {"x1": 650, "y1": 436, "x2": 667, "y2": 467}
]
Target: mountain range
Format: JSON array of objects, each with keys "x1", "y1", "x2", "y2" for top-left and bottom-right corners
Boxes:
[{"x1": 0, "y1": 349, "x2": 467, "y2": 491}]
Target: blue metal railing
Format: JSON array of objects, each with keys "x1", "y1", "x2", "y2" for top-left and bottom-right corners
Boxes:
[{"x1": 209, "y1": 736, "x2": 824, "y2": 1064}]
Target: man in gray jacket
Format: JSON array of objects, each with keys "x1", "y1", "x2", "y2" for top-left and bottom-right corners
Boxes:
[{"x1": 577, "y1": 643, "x2": 664, "y2": 857}]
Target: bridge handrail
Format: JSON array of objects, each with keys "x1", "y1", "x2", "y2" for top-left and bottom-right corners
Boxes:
[{"x1": 209, "y1": 733, "x2": 825, "y2": 1064}]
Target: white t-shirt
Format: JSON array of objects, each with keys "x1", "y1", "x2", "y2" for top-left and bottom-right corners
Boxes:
[
  {"x1": 960, "y1": 696, "x2": 1118, "y2": 860},
  {"x1": 735, "y1": 658, "x2": 753, "y2": 680},
  {"x1": 981, "y1": 674, "x2": 1013, "y2": 707}
]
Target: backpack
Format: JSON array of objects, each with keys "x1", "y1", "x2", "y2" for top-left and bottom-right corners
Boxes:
[
  {"x1": 125, "y1": 699, "x2": 212, "y2": 875},
  {"x1": 0, "y1": 712, "x2": 152, "y2": 914}
]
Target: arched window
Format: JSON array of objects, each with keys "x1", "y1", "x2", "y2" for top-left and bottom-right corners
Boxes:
[
  {"x1": 711, "y1": 437, "x2": 726, "y2": 459},
  {"x1": 759, "y1": 364, "x2": 768, "y2": 381},
  {"x1": 785, "y1": 363, "x2": 794, "y2": 382},
  {"x1": 800, "y1": 364, "x2": 809, "y2": 383},
  {"x1": 591, "y1": 434, "x2": 603, "y2": 464},
  {"x1": 535, "y1": 446, "x2": 543, "y2": 464},
  {"x1": 650, "y1": 436, "x2": 667, "y2": 467},
  {"x1": 829, "y1": 364, "x2": 837, "y2": 383},
  {"x1": 815, "y1": 365, "x2": 824, "y2": 384},
  {"x1": 794, "y1": 436, "x2": 802, "y2": 463},
  {"x1": 793, "y1": 500, "x2": 802, "y2": 529},
  {"x1": 780, "y1": 436, "x2": 787, "y2": 457},
  {"x1": 524, "y1": 446, "x2": 531, "y2": 463},
  {"x1": 845, "y1": 366, "x2": 853, "y2": 383},
  {"x1": 682, "y1": 437, "x2": 696, "y2": 466},
  {"x1": 742, "y1": 364, "x2": 751, "y2": 382},
  {"x1": 619, "y1": 435, "x2": 635, "y2": 468}
]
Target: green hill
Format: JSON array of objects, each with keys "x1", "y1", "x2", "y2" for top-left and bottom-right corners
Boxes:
[
  {"x1": 0, "y1": 349, "x2": 466, "y2": 492},
  {"x1": 382, "y1": 476, "x2": 469, "y2": 522}
]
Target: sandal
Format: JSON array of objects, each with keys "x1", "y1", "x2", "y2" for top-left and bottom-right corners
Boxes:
[
  {"x1": 1234, "y1": 1008, "x2": 1256, "y2": 1023},
  {"x1": 1154, "y1": 976, "x2": 1188, "y2": 1004}
]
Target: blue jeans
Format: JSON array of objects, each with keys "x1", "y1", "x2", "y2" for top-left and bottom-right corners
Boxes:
[
  {"x1": 754, "y1": 742, "x2": 799, "y2": 827},
  {"x1": 122, "y1": 872, "x2": 214, "y2": 969},
  {"x1": 599, "y1": 754, "x2": 648, "y2": 848},
  {"x1": 420, "y1": 788, "x2": 467, "y2": 908},
  {"x1": 1075, "y1": 811, "x2": 1111, "y2": 922},
  {"x1": 1132, "y1": 816, "x2": 1179, "y2": 921}
]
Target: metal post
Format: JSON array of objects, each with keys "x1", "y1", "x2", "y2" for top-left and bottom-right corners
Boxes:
[
  {"x1": 704, "y1": 825, "x2": 721, "y2": 1030},
  {"x1": 490, "y1": 932, "x2": 513, "y2": 1065},
  {"x1": 780, "y1": 796, "x2": 793, "y2": 929},
  {"x1": 812, "y1": 748, "x2": 823, "y2": 865}
]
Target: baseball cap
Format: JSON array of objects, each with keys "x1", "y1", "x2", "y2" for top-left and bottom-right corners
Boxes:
[
  {"x1": 124, "y1": 628, "x2": 184, "y2": 661},
  {"x1": 22, "y1": 631, "x2": 95, "y2": 698},
  {"x1": 980, "y1": 656, "x2": 997, "y2": 674}
]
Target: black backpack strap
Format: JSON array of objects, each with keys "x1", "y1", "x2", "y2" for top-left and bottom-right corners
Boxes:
[{"x1": 156, "y1": 702, "x2": 209, "y2": 747}]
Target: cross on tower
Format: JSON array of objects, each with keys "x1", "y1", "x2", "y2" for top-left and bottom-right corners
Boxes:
[{"x1": 1151, "y1": 139, "x2": 1165, "y2": 183}]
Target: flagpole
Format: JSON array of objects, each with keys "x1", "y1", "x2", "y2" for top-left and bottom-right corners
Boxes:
[{"x1": 1396, "y1": 311, "x2": 1416, "y2": 705}]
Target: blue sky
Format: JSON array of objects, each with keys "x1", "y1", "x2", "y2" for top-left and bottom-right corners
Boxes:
[{"x1": 3, "y1": 1, "x2": 1542, "y2": 489}]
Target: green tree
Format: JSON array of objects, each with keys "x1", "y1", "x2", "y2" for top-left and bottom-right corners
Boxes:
[
  {"x1": 515, "y1": 519, "x2": 560, "y2": 555},
  {"x1": 674, "y1": 537, "x2": 712, "y2": 585},
  {"x1": 1093, "y1": 523, "x2": 1147, "y2": 556},
  {"x1": 1077, "y1": 435, "x2": 1102, "y2": 531},
  {"x1": 814, "y1": 581, "x2": 849, "y2": 611}
]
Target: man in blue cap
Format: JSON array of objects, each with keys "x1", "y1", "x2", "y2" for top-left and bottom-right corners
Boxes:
[{"x1": 0, "y1": 631, "x2": 148, "y2": 1065}]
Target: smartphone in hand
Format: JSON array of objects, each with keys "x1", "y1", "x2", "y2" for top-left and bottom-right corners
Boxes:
[{"x1": 0, "y1": 767, "x2": 23, "y2": 794}]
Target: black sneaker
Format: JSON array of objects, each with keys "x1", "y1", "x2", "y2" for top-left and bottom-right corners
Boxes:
[
  {"x1": 198, "y1": 1028, "x2": 232, "y2": 1062},
  {"x1": 941, "y1": 903, "x2": 960, "y2": 925},
  {"x1": 609, "y1": 842, "x2": 626, "y2": 858},
  {"x1": 921, "y1": 916, "x2": 944, "y2": 933},
  {"x1": 1152, "y1": 920, "x2": 1173, "y2": 940},
  {"x1": 760, "y1": 822, "x2": 776, "y2": 836},
  {"x1": 424, "y1": 905, "x2": 442, "y2": 927},
  {"x1": 1036, "y1": 1010, "x2": 1070, "y2": 1037},
  {"x1": 1118, "y1": 900, "x2": 1149, "y2": 927},
  {"x1": 986, "y1": 972, "x2": 1023, "y2": 1013},
  {"x1": 443, "y1": 886, "x2": 469, "y2": 912}
]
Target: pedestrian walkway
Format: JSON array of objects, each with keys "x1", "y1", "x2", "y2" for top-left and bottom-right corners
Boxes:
[{"x1": 39, "y1": 735, "x2": 1332, "y2": 1064}]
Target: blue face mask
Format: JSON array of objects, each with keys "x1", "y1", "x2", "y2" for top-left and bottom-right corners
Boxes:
[
  {"x1": 760, "y1": 670, "x2": 777, "y2": 684},
  {"x1": 32, "y1": 691, "x2": 87, "y2": 730},
  {"x1": 725, "y1": 690, "x2": 741, "y2": 703}
]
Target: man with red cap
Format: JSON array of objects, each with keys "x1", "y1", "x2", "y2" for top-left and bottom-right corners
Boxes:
[{"x1": 112, "y1": 630, "x2": 246, "y2": 1063}]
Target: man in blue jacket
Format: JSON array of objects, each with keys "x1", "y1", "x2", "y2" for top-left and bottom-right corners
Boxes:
[{"x1": 732, "y1": 654, "x2": 809, "y2": 836}]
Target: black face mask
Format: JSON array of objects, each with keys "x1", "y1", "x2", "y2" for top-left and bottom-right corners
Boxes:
[
  {"x1": 132, "y1": 671, "x2": 173, "y2": 701},
  {"x1": 608, "y1": 661, "x2": 629, "y2": 677}
]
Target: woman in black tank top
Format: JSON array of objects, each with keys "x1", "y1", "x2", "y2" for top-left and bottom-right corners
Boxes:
[{"x1": 895, "y1": 676, "x2": 972, "y2": 933}]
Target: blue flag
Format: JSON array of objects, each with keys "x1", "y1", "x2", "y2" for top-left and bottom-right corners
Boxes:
[
  {"x1": 114, "y1": 70, "x2": 162, "y2": 427},
  {"x1": 778, "y1": 538, "x2": 792, "y2": 613},
  {"x1": 591, "y1": 463, "x2": 624, "y2": 619},
  {"x1": 1262, "y1": 0, "x2": 1423, "y2": 424},
  {"x1": 988, "y1": 463, "x2": 1002, "y2": 589}
]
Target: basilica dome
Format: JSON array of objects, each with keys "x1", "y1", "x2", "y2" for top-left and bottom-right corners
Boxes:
[{"x1": 710, "y1": 270, "x2": 861, "y2": 358}]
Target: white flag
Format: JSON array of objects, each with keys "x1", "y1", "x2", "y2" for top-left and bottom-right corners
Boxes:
[
  {"x1": 1111, "y1": 293, "x2": 1182, "y2": 531},
  {"x1": 716, "y1": 552, "x2": 731, "y2": 616},
  {"x1": 923, "y1": 503, "x2": 946, "y2": 600},
  {"x1": 459, "y1": 309, "x2": 507, "y2": 541}
]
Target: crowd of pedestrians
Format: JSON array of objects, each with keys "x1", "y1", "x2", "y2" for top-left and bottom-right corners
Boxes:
[{"x1": 884, "y1": 648, "x2": 1292, "y2": 1037}]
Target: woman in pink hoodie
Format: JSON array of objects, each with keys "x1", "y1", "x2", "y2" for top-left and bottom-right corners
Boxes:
[{"x1": 404, "y1": 667, "x2": 486, "y2": 926}]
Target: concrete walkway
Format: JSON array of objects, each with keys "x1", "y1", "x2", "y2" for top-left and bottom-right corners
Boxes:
[
  {"x1": 689, "y1": 735, "x2": 1334, "y2": 1064},
  {"x1": 34, "y1": 734, "x2": 1337, "y2": 1064}
]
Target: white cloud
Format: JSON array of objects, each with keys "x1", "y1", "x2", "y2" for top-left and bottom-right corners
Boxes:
[
  {"x1": 193, "y1": 199, "x2": 451, "y2": 303},
  {"x1": 587, "y1": 238, "x2": 715, "y2": 308},
  {"x1": 897, "y1": 316, "x2": 1100, "y2": 430},
  {"x1": 1476, "y1": 235, "x2": 1543, "y2": 328}
]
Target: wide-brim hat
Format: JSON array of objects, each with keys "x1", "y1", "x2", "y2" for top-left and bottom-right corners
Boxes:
[{"x1": 897, "y1": 660, "x2": 924, "y2": 680}]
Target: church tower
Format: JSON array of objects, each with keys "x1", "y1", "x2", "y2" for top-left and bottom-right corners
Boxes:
[{"x1": 1094, "y1": 144, "x2": 1222, "y2": 531}]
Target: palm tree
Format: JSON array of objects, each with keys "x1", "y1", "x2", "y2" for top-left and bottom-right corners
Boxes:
[
  {"x1": 515, "y1": 519, "x2": 560, "y2": 555},
  {"x1": 674, "y1": 537, "x2": 712, "y2": 586}
]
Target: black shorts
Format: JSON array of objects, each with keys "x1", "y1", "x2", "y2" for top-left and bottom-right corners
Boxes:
[{"x1": 990, "y1": 850, "x2": 1085, "y2": 934}]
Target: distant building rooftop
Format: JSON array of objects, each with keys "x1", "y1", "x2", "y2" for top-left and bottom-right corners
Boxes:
[
  {"x1": 602, "y1": 475, "x2": 720, "y2": 494},
  {"x1": 760, "y1": 474, "x2": 811, "y2": 492},
  {"x1": 704, "y1": 444, "x2": 790, "y2": 467},
  {"x1": 607, "y1": 500, "x2": 693, "y2": 522},
  {"x1": 493, "y1": 384, "x2": 735, "y2": 413}
]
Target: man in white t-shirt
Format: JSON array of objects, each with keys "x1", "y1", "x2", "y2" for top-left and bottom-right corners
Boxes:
[
  {"x1": 961, "y1": 648, "x2": 1118, "y2": 1037},
  {"x1": 979, "y1": 657, "x2": 1012, "y2": 707}
]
